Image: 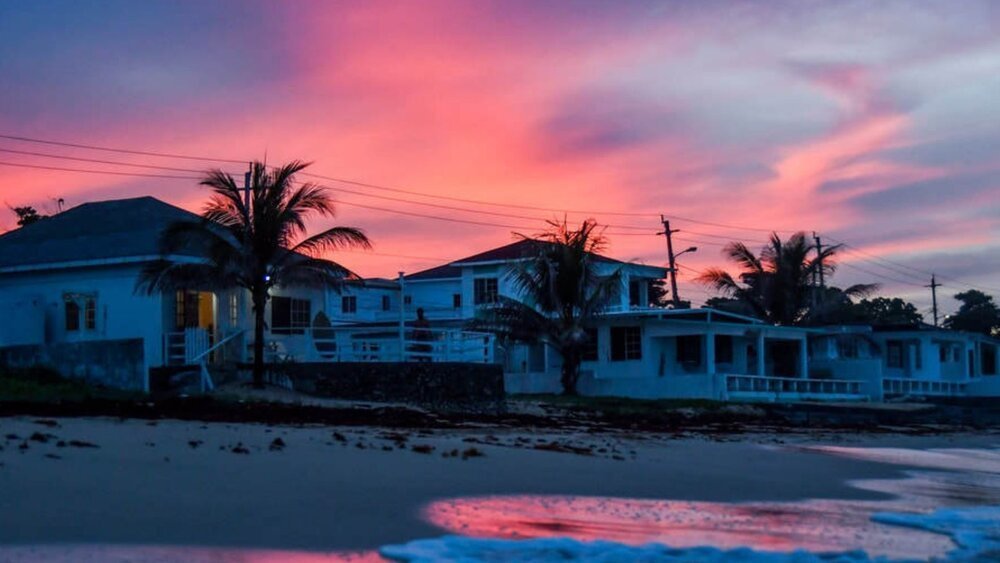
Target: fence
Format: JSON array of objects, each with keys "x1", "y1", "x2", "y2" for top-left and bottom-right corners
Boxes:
[{"x1": 724, "y1": 374, "x2": 867, "y2": 401}]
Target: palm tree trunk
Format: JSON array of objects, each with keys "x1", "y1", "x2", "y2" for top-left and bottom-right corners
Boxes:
[
  {"x1": 560, "y1": 351, "x2": 581, "y2": 396},
  {"x1": 252, "y1": 290, "x2": 267, "y2": 389}
]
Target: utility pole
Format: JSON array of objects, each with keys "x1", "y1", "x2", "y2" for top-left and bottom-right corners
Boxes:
[
  {"x1": 927, "y1": 274, "x2": 941, "y2": 327},
  {"x1": 243, "y1": 162, "x2": 253, "y2": 210},
  {"x1": 813, "y1": 232, "x2": 825, "y2": 309},
  {"x1": 659, "y1": 215, "x2": 681, "y2": 308},
  {"x1": 398, "y1": 271, "x2": 406, "y2": 361}
]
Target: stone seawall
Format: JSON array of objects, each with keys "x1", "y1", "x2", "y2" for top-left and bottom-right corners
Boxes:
[
  {"x1": 0, "y1": 338, "x2": 145, "y2": 391},
  {"x1": 267, "y1": 362, "x2": 505, "y2": 408}
]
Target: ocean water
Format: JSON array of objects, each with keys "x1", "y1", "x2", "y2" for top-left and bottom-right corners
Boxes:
[{"x1": 2, "y1": 445, "x2": 997, "y2": 562}]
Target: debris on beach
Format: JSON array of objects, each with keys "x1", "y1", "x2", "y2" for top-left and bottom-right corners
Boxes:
[
  {"x1": 332, "y1": 432, "x2": 347, "y2": 443},
  {"x1": 188, "y1": 440, "x2": 203, "y2": 449},
  {"x1": 67, "y1": 440, "x2": 99, "y2": 449},
  {"x1": 269, "y1": 438, "x2": 286, "y2": 451},
  {"x1": 461, "y1": 448, "x2": 485, "y2": 460},
  {"x1": 34, "y1": 419, "x2": 60, "y2": 428},
  {"x1": 230, "y1": 443, "x2": 250, "y2": 455},
  {"x1": 29, "y1": 432, "x2": 54, "y2": 443},
  {"x1": 44, "y1": 453, "x2": 61, "y2": 460},
  {"x1": 412, "y1": 444, "x2": 435, "y2": 454}
]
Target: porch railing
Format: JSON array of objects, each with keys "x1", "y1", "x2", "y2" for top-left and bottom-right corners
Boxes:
[
  {"x1": 259, "y1": 326, "x2": 496, "y2": 364},
  {"x1": 724, "y1": 374, "x2": 867, "y2": 400},
  {"x1": 882, "y1": 377, "x2": 967, "y2": 397}
]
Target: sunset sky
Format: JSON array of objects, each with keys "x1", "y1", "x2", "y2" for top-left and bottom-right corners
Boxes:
[{"x1": 1, "y1": 0, "x2": 998, "y2": 315}]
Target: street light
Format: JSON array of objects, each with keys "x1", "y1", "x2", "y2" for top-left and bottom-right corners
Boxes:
[
  {"x1": 676, "y1": 246, "x2": 698, "y2": 259},
  {"x1": 668, "y1": 246, "x2": 698, "y2": 308}
]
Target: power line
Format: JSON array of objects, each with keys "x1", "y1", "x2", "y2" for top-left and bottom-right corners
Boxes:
[
  {"x1": 0, "y1": 160, "x2": 200, "y2": 180},
  {"x1": 828, "y1": 235, "x2": 1000, "y2": 294},
  {"x1": 0, "y1": 131, "x2": 808, "y2": 233},
  {"x1": 0, "y1": 133, "x2": 246, "y2": 164},
  {"x1": 837, "y1": 261, "x2": 926, "y2": 288},
  {"x1": 0, "y1": 147, "x2": 236, "y2": 175}
]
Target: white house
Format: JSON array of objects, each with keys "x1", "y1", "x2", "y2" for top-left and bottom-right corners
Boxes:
[
  {"x1": 398, "y1": 240, "x2": 868, "y2": 402},
  {"x1": 0, "y1": 197, "x2": 427, "y2": 391},
  {"x1": 810, "y1": 324, "x2": 1000, "y2": 400}
]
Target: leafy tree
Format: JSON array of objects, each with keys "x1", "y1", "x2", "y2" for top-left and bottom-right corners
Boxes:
[
  {"x1": 138, "y1": 161, "x2": 371, "y2": 388},
  {"x1": 697, "y1": 232, "x2": 877, "y2": 325},
  {"x1": 648, "y1": 279, "x2": 670, "y2": 307},
  {"x1": 944, "y1": 290, "x2": 1000, "y2": 336},
  {"x1": 704, "y1": 296, "x2": 757, "y2": 317},
  {"x1": 471, "y1": 219, "x2": 622, "y2": 395},
  {"x1": 10, "y1": 205, "x2": 45, "y2": 226},
  {"x1": 853, "y1": 297, "x2": 923, "y2": 326}
]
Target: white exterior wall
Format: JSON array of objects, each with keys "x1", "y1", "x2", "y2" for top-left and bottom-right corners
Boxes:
[
  {"x1": 0, "y1": 264, "x2": 165, "y2": 388},
  {"x1": 406, "y1": 278, "x2": 463, "y2": 320}
]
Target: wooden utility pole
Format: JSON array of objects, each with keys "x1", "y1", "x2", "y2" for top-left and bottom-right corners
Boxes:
[
  {"x1": 813, "y1": 232, "x2": 825, "y2": 309},
  {"x1": 659, "y1": 215, "x2": 682, "y2": 308},
  {"x1": 927, "y1": 274, "x2": 941, "y2": 327},
  {"x1": 243, "y1": 162, "x2": 253, "y2": 210}
]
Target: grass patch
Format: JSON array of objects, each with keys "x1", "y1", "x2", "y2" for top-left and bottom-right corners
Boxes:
[
  {"x1": 510, "y1": 393, "x2": 726, "y2": 415},
  {"x1": 0, "y1": 367, "x2": 139, "y2": 402}
]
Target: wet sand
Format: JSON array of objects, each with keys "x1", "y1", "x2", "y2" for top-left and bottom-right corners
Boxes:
[{"x1": 0, "y1": 417, "x2": 996, "y2": 555}]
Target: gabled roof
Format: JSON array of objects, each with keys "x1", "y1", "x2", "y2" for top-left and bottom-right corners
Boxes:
[
  {"x1": 405, "y1": 263, "x2": 462, "y2": 281},
  {"x1": 0, "y1": 197, "x2": 205, "y2": 271},
  {"x1": 405, "y1": 239, "x2": 666, "y2": 281}
]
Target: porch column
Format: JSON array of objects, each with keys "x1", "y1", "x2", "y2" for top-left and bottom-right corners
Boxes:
[
  {"x1": 756, "y1": 332, "x2": 766, "y2": 376},
  {"x1": 705, "y1": 331, "x2": 716, "y2": 375},
  {"x1": 799, "y1": 337, "x2": 809, "y2": 379}
]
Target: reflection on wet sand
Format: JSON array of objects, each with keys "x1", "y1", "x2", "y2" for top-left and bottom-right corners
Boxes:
[
  {"x1": 0, "y1": 546, "x2": 385, "y2": 562},
  {"x1": 420, "y1": 446, "x2": 1000, "y2": 560}
]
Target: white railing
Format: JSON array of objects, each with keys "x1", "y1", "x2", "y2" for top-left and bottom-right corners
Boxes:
[
  {"x1": 191, "y1": 329, "x2": 247, "y2": 393},
  {"x1": 882, "y1": 378, "x2": 967, "y2": 397},
  {"x1": 163, "y1": 327, "x2": 212, "y2": 366},
  {"x1": 259, "y1": 326, "x2": 496, "y2": 364},
  {"x1": 725, "y1": 374, "x2": 867, "y2": 401}
]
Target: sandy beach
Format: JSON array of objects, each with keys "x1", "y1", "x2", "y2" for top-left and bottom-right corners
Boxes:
[{"x1": 0, "y1": 415, "x2": 997, "y2": 561}]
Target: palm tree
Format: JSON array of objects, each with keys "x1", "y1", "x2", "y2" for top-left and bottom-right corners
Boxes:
[
  {"x1": 138, "y1": 161, "x2": 371, "y2": 388},
  {"x1": 471, "y1": 219, "x2": 622, "y2": 395},
  {"x1": 697, "y1": 232, "x2": 875, "y2": 325}
]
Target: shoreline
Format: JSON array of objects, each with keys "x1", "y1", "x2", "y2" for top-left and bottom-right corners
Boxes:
[{"x1": 0, "y1": 415, "x2": 996, "y2": 554}]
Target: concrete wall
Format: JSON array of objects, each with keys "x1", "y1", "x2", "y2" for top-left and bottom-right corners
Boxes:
[
  {"x1": 968, "y1": 376, "x2": 1000, "y2": 397},
  {"x1": 0, "y1": 297, "x2": 45, "y2": 346},
  {"x1": 273, "y1": 361, "x2": 504, "y2": 407},
  {"x1": 0, "y1": 338, "x2": 146, "y2": 390},
  {"x1": 0, "y1": 264, "x2": 165, "y2": 386}
]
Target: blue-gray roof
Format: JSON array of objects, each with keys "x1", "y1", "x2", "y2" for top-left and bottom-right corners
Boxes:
[{"x1": 0, "y1": 196, "x2": 203, "y2": 270}]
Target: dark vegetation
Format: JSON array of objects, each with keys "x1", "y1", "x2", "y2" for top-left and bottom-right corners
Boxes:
[{"x1": 2, "y1": 369, "x2": 998, "y2": 432}]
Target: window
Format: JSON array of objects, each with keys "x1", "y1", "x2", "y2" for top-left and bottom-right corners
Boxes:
[
  {"x1": 676, "y1": 335, "x2": 701, "y2": 365},
  {"x1": 342, "y1": 295, "x2": 357, "y2": 315},
  {"x1": 838, "y1": 338, "x2": 860, "y2": 359},
  {"x1": 271, "y1": 296, "x2": 311, "y2": 334},
  {"x1": 453, "y1": 293, "x2": 462, "y2": 309},
  {"x1": 381, "y1": 295, "x2": 391, "y2": 311},
  {"x1": 84, "y1": 298, "x2": 97, "y2": 330},
  {"x1": 914, "y1": 342, "x2": 922, "y2": 370},
  {"x1": 65, "y1": 300, "x2": 80, "y2": 332},
  {"x1": 404, "y1": 295, "x2": 412, "y2": 306},
  {"x1": 474, "y1": 278, "x2": 499, "y2": 305},
  {"x1": 611, "y1": 326, "x2": 642, "y2": 361},
  {"x1": 582, "y1": 328, "x2": 599, "y2": 361},
  {"x1": 886, "y1": 340, "x2": 904, "y2": 368},
  {"x1": 175, "y1": 291, "x2": 200, "y2": 330},
  {"x1": 715, "y1": 335, "x2": 733, "y2": 364},
  {"x1": 628, "y1": 280, "x2": 641, "y2": 307},
  {"x1": 229, "y1": 294, "x2": 239, "y2": 326}
]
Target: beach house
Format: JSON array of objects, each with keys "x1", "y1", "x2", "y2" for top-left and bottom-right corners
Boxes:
[
  {"x1": 810, "y1": 323, "x2": 1000, "y2": 400},
  {"x1": 0, "y1": 197, "x2": 370, "y2": 390},
  {"x1": 399, "y1": 241, "x2": 865, "y2": 401}
]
